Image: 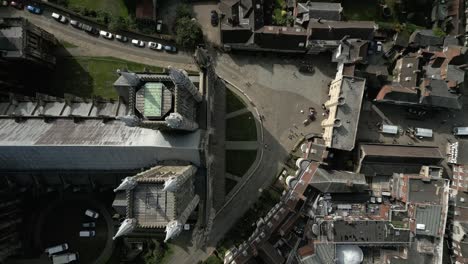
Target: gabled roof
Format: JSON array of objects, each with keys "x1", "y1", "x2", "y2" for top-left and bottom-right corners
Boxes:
[
  {"x1": 409, "y1": 30, "x2": 444, "y2": 47},
  {"x1": 309, "y1": 21, "x2": 376, "y2": 41}
]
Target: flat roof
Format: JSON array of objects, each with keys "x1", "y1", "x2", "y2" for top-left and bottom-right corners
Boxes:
[
  {"x1": 408, "y1": 178, "x2": 445, "y2": 204},
  {"x1": 323, "y1": 76, "x2": 366, "y2": 151}
]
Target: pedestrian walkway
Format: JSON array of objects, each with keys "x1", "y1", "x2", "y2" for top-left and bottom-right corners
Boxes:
[{"x1": 226, "y1": 108, "x2": 250, "y2": 119}]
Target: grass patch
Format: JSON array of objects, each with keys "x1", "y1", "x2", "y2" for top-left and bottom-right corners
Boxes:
[
  {"x1": 226, "y1": 89, "x2": 246, "y2": 114},
  {"x1": 342, "y1": 0, "x2": 378, "y2": 21},
  {"x1": 226, "y1": 150, "x2": 257, "y2": 176},
  {"x1": 226, "y1": 113, "x2": 257, "y2": 141},
  {"x1": 59, "y1": 40, "x2": 78, "y2": 48},
  {"x1": 69, "y1": 0, "x2": 129, "y2": 17},
  {"x1": 47, "y1": 56, "x2": 163, "y2": 99}
]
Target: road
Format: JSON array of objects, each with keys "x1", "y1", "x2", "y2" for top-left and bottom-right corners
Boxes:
[
  {"x1": 0, "y1": 7, "x2": 197, "y2": 71},
  {"x1": 1, "y1": 6, "x2": 336, "y2": 264}
]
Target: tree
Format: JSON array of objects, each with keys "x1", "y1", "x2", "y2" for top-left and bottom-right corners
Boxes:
[
  {"x1": 109, "y1": 16, "x2": 128, "y2": 31},
  {"x1": 176, "y1": 4, "x2": 192, "y2": 20},
  {"x1": 175, "y1": 17, "x2": 203, "y2": 49}
]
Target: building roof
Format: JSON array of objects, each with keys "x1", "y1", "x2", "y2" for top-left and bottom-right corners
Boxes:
[
  {"x1": 298, "y1": 2, "x2": 343, "y2": 21},
  {"x1": 330, "y1": 220, "x2": 411, "y2": 243},
  {"x1": 135, "y1": 82, "x2": 173, "y2": 118},
  {"x1": 415, "y1": 205, "x2": 442, "y2": 237},
  {"x1": 408, "y1": 178, "x2": 445, "y2": 204},
  {"x1": 420, "y1": 78, "x2": 462, "y2": 109},
  {"x1": 0, "y1": 119, "x2": 201, "y2": 170},
  {"x1": 310, "y1": 169, "x2": 368, "y2": 193},
  {"x1": 309, "y1": 21, "x2": 376, "y2": 41},
  {"x1": 409, "y1": 30, "x2": 444, "y2": 47},
  {"x1": 321, "y1": 76, "x2": 366, "y2": 151},
  {"x1": 300, "y1": 243, "x2": 335, "y2": 264},
  {"x1": 360, "y1": 144, "x2": 444, "y2": 160},
  {"x1": 135, "y1": 0, "x2": 156, "y2": 20},
  {"x1": 254, "y1": 26, "x2": 308, "y2": 50}
]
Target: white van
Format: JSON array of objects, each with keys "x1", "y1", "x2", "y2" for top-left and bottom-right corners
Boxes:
[
  {"x1": 79, "y1": 230, "x2": 96, "y2": 237},
  {"x1": 52, "y1": 253, "x2": 78, "y2": 264},
  {"x1": 454, "y1": 127, "x2": 468, "y2": 136},
  {"x1": 85, "y1": 209, "x2": 99, "y2": 219},
  {"x1": 45, "y1": 243, "x2": 68, "y2": 257}
]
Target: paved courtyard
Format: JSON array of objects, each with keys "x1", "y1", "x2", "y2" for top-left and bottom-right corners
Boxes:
[{"x1": 214, "y1": 51, "x2": 336, "y2": 152}]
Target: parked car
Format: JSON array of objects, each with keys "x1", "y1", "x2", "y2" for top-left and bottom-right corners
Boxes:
[
  {"x1": 26, "y1": 5, "x2": 42, "y2": 14},
  {"x1": 148, "y1": 41, "x2": 163, "y2": 51},
  {"x1": 376, "y1": 41, "x2": 383, "y2": 52},
  {"x1": 70, "y1": 20, "x2": 81, "y2": 29},
  {"x1": 115, "y1": 35, "x2": 128, "y2": 42},
  {"x1": 45, "y1": 243, "x2": 68, "y2": 257},
  {"x1": 85, "y1": 209, "x2": 99, "y2": 219},
  {"x1": 51, "y1": 13, "x2": 68, "y2": 24},
  {"x1": 156, "y1": 20, "x2": 163, "y2": 33},
  {"x1": 131, "y1": 39, "x2": 145, "y2": 47},
  {"x1": 82, "y1": 222, "x2": 96, "y2": 228},
  {"x1": 81, "y1": 24, "x2": 98, "y2": 35},
  {"x1": 164, "y1": 45, "x2": 177, "y2": 53},
  {"x1": 10, "y1": 1, "x2": 23, "y2": 9},
  {"x1": 99, "y1": 30, "x2": 113, "y2": 40},
  {"x1": 79, "y1": 230, "x2": 96, "y2": 237},
  {"x1": 52, "y1": 253, "x2": 78, "y2": 264},
  {"x1": 211, "y1": 10, "x2": 219, "y2": 26}
]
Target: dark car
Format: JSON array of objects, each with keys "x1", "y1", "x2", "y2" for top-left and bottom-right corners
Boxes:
[
  {"x1": 80, "y1": 23, "x2": 98, "y2": 35},
  {"x1": 26, "y1": 5, "x2": 42, "y2": 14},
  {"x1": 115, "y1": 35, "x2": 128, "y2": 42},
  {"x1": 210, "y1": 10, "x2": 219, "y2": 26},
  {"x1": 164, "y1": 45, "x2": 177, "y2": 53}
]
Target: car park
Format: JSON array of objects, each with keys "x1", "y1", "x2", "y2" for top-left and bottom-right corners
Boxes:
[
  {"x1": 148, "y1": 41, "x2": 163, "y2": 51},
  {"x1": 26, "y1": 5, "x2": 42, "y2": 14},
  {"x1": 85, "y1": 209, "x2": 99, "y2": 218},
  {"x1": 211, "y1": 10, "x2": 219, "y2": 26},
  {"x1": 51, "y1": 13, "x2": 68, "y2": 24},
  {"x1": 164, "y1": 45, "x2": 177, "y2": 53},
  {"x1": 79, "y1": 230, "x2": 96, "y2": 237},
  {"x1": 115, "y1": 35, "x2": 128, "y2": 42},
  {"x1": 70, "y1": 20, "x2": 81, "y2": 29},
  {"x1": 132, "y1": 39, "x2": 145, "y2": 47},
  {"x1": 82, "y1": 222, "x2": 96, "y2": 228},
  {"x1": 45, "y1": 243, "x2": 68, "y2": 257},
  {"x1": 10, "y1": 1, "x2": 23, "y2": 9},
  {"x1": 99, "y1": 30, "x2": 113, "y2": 40}
]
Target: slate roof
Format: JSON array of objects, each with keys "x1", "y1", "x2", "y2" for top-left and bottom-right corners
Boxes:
[
  {"x1": 0, "y1": 119, "x2": 201, "y2": 170},
  {"x1": 409, "y1": 30, "x2": 444, "y2": 47},
  {"x1": 309, "y1": 21, "x2": 376, "y2": 41},
  {"x1": 298, "y1": 2, "x2": 343, "y2": 21}
]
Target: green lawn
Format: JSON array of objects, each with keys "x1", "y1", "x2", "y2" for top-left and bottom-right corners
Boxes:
[
  {"x1": 48, "y1": 57, "x2": 163, "y2": 99},
  {"x1": 226, "y1": 150, "x2": 257, "y2": 177},
  {"x1": 69, "y1": 0, "x2": 129, "y2": 17},
  {"x1": 342, "y1": 0, "x2": 379, "y2": 21},
  {"x1": 226, "y1": 89, "x2": 246, "y2": 114},
  {"x1": 226, "y1": 113, "x2": 257, "y2": 141}
]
